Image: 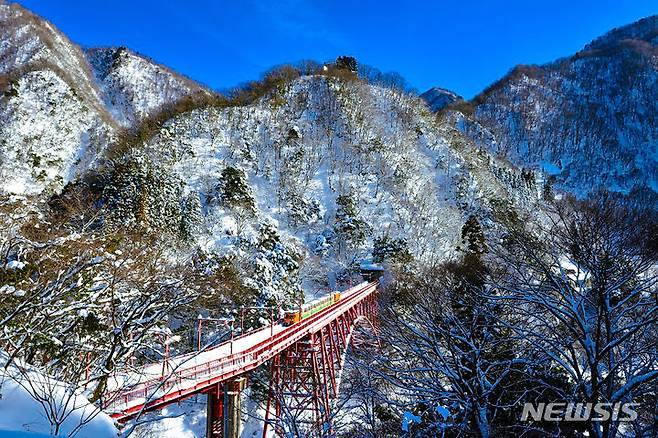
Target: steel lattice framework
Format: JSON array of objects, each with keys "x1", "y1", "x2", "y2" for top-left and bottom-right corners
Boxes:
[{"x1": 263, "y1": 293, "x2": 378, "y2": 437}]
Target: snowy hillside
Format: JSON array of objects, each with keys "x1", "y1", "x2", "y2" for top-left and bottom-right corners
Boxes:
[
  {"x1": 0, "y1": 0, "x2": 543, "y2": 321},
  {"x1": 462, "y1": 15, "x2": 658, "y2": 199},
  {"x1": 0, "y1": 2, "x2": 104, "y2": 108},
  {"x1": 0, "y1": 2, "x2": 115, "y2": 195},
  {"x1": 87, "y1": 47, "x2": 213, "y2": 126},
  {"x1": 103, "y1": 74, "x2": 539, "y2": 300},
  {"x1": 0, "y1": 8, "x2": 542, "y2": 434},
  {"x1": 4, "y1": 4, "x2": 658, "y2": 436},
  {"x1": 0, "y1": 350, "x2": 117, "y2": 437}
]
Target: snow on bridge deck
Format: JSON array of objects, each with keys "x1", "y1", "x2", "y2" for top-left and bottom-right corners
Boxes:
[{"x1": 104, "y1": 281, "x2": 377, "y2": 420}]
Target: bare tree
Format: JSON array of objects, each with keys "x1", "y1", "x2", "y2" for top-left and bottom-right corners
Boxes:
[
  {"x1": 325, "y1": 192, "x2": 658, "y2": 438},
  {"x1": 352, "y1": 258, "x2": 543, "y2": 438},
  {"x1": 1, "y1": 351, "x2": 108, "y2": 437},
  {"x1": 0, "y1": 225, "x2": 208, "y2": 436},
  {"x1": 491, "y1": 194, "x2": 658, "y2": 438}
]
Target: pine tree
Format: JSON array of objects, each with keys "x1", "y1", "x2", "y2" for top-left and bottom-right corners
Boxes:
[
  {"x1": 103, "y1": 151, "x2": 183, "y2": 234},
  {"x1": 247, "y1": 222, "x2": 304, "y2": 308},
  {"x1": 216, "y1": 166, "x2": 255, "y2": 214},
  {"x1": 258, "y1": 222, "x2": 280, "y2": 252},
  {"x1": 179, "y1": 191, "x2": 203, "y2": 240},
  {"x1": 542, "y1": 179, "x2": 554, "y2": 201},
  {"x1": 460, "y1": 215, "x2": 486, "y2": 255},
  {"x1": 373, "y1": 233, "x2": 413, "y2": 264},
  {"x1": 334, "y1": 194, "x2": 370, "y2": 247},
  {"x1": 286, "y1": 193, "x2": 321, "y2": 227},
  {"x1": 336, "y1": 56, "x2": 358, "y2": 73}
]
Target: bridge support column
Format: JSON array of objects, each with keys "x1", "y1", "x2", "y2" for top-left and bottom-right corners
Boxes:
[
  {"x1": 206, "y1": 377, "x2": 247, "y2": 438},
  {"x1": 206, "y1": 383, "x2": 224, "y2": 438}
]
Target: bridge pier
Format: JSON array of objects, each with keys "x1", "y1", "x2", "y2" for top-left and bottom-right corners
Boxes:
[{"x1": 206, "y1": 377, "x2": 247, "y2": 438}]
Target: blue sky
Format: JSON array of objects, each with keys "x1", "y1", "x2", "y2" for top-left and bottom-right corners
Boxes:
[{"x1": 16, "y1": 0, "x2": 658, "y2": 98}]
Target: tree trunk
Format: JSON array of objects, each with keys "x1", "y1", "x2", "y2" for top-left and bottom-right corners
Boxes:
[{"x1": 475, "y1": 405, "x2": 490, "y2": 438}]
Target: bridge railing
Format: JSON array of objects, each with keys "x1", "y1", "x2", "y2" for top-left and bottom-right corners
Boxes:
[{"x1": 104, "y1": 282, "x2": 377, "y2": 414}]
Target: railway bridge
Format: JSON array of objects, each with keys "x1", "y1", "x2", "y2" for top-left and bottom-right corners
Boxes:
[{"x1": 103, "y1": 281, "x2": 379, "y2": 437}]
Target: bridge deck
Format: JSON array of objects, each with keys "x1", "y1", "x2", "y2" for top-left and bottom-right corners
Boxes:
[{"x1": 105, "y1": 281, "x2": 377, "y2": 420}]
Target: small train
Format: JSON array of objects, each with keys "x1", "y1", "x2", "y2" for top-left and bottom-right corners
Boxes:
[{"x1": 282, "y1": 292, "x2": 341, "y2": 326}]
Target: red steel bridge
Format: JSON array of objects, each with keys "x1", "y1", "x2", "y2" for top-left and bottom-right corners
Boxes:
[{"x1": 102, "y1": 281, "x2": 379, "y2": 438}]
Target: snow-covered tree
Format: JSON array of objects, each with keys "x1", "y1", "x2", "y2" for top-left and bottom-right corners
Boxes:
[
  {"x1": 215, "y1": 165, "x2": 256, "y2": 214},
  {"x1": 335, "y1": 56, "x2": 358, "y2": 73},
  {"x1": 372, "y1": 233, "x2": 413, "y2": 265},
  {"x1": 459, "y1": 214, "x2": 486, "y2": 255},
  {"x1": 0, "y1": 213, "x2": 212, "y2": 428},
  {"x1": 363, "y1": 261, "x2": 553, "y2": 438},
  {"x1": 334, "y1": 194, "x2": 370, "y2": 250},
  {"x1": 286, "y1": 193, "x2": 321, "y2": 228},
  {"x1": 179, "y1": 190, "x2": 203, "y2": 240},
  {"x1": 103, "y1": 150, "x2": 184, "y2": 234},
  {"x1": 244, "y1": 222, "x2": 304, "y2": 309},
  {"x1": 492, "y1": 194, "x2": 658, "y2": 438}
]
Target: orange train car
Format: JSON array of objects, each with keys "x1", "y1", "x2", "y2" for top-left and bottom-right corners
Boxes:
[
  {"x1": 282, "y1": 310, "x2": 301, "y2": 326},
  {"x1": 282, "y1": 291, "x2": 341, "y2": 326}
]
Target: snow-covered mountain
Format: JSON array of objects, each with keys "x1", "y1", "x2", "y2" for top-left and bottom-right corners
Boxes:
[
  {"x1": 0, "y1": 0, "x2": 540, "y2": 300},
  {"x1": 87, "y1": 46, "x2": 214, "y2": 126},
  {"x1": 420, "y1": 86, "x2": 461, "y2": 112},
  {"x1": 0, "y1": 11, "x2": 541, "y2": 434},
  {"x1": 3, "y1": 4, "x2": 658, "y2": 437},
  {"x1": 100, "y1": 73, "x2": 538, "y2": 300},
  {"x1": 461, "y1": 15, "x2": 658, "y2": 200},
  {"x1": 0, "y1": 2, "x2": 214, "y2": 196},
  {"x1": 0, "y1": 1, "x2": 115, "y2": 195},
  {"x1": 3, "y1": 1, "x2": 656, "y2": 302}
]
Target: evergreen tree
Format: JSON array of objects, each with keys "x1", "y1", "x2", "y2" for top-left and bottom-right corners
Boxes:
[
  {"x1": 179, "y1": 191, "x2": 203, "y2": 240},
  {"x1": 286, "y1": 193, "x2": 321, "y2": 227},
  {"x1": 336, "y1": 56, "x2": 357, "y2": 73},
  {"x1": 216, "y1": 166, "x2": 256, "y2": 214},
  {"x1": 373, "y1": 233, "x2": 413, "y2": 264},
  {"x1": 542, "y1": 179, "x2": 554, "y2": 201},
  {"x1": 103, "y1": 151, "x2": 183, "y2": 234},
  {"x1": 248, "y1": 222, "x2": 304, "y2": 308},
  {"x1": 334, "y1": 194, "x2": 370, "y2": 247},
  {"x1": 460, "y1": 215, "x2": 486, "y2": 255},
  {"x1": 258, "y1": 222, "x2": 280, "y2": 252}
]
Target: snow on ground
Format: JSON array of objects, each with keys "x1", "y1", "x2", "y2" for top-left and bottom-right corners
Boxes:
[
  {"x1": 127, "y1": 395, "x2": 206, "y2": 438},
  {"x1": 239, "y1": 387, "x2": 271, "y2": 438},
  {"x1": 0, "y1": 431, "x2": 55, "y2": 438},
  {"x1": 128, "y1": 389, "x2": 272, "y2": 438},
  {"x1": 0, "y1": 351, "x2": 118, "y2": 437}
]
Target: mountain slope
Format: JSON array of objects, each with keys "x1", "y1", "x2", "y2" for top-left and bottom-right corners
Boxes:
[
  {"x1": 86, "y1": 47, "x2": 213, "y2": 126},
  {"x1": 462, "y1": 15, "x2": 658, "y2": 198},
  {"x1": 100, "y1": 74, "x2": 539, "y2": 297},
  {"x1": 0, "y1": 1, "x2": 541, "y2": 299},
  {"x1": 0, "y1": 1, "x2": 115, "y2": 195},
  {"x1": 586, "y1": 15, "x2": 658, "y2": 50}
]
